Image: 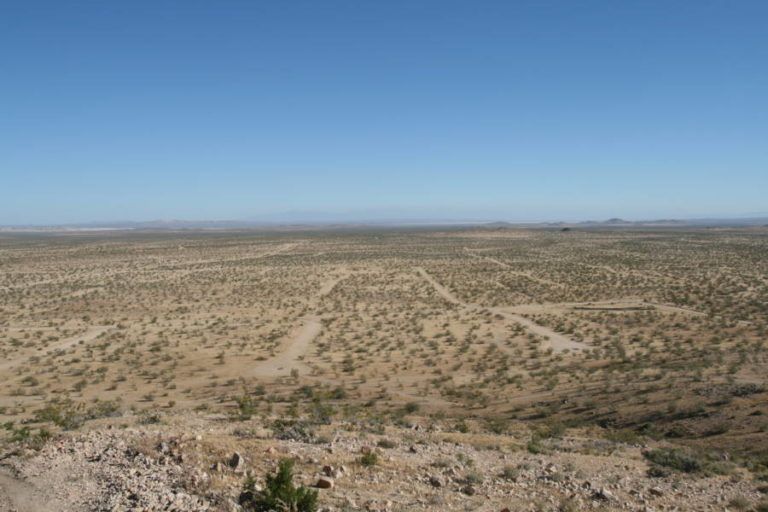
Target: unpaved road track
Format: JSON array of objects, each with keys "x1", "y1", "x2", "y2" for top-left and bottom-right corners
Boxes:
[
  {"x1": 416, "y1": 267, "x2": 587, "y2": 353},
  {"x1": 252, "y1": 272, "x2": 348, "y2": 379},
  {"x1": 252, "y1": 316, "x2": 322, "y2": 378},
  {"x1": 416, "y1": 267, "x2": 461, "y2": 305},
  {"x1": 491, "y1": 309, "x2": 586, "y2": 353},
  {"x1": 0, "y1": 325, "x2": 113, "y2": 373},
  {"x1": 463, "y1": 248, "x2": 563, "y2": 288}
]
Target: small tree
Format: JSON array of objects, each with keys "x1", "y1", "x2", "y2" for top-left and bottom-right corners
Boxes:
[{"x1": 240, "y1": 458, "x2": 318, "y2": 512}]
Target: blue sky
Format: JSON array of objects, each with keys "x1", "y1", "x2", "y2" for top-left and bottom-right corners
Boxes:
[{"x1": 1, "y1": 1, "x2": 766, "y2": 224}]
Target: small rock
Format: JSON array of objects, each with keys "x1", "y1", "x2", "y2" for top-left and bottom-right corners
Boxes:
[
  {"x1": 229, "y1": 452, "x2": 245, "y2": 473},
  {"x1": 316, "y1": 477, "x2": 334, "y2": 489},
  {"x1": 593, "y1": 487, "x2": 615, "y2": 501},
  {"x1": 428, "y1": 475, "x2": 443, "y2": 488}
]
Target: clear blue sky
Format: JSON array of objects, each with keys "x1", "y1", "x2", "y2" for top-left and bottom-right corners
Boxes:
[{"x1": 1, "y1": 1, "x2": 766, "y2": 224}]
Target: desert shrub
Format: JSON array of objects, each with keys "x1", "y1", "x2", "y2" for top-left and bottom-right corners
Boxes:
[
  {"x1": 1, "y1": 423, "x2": 51, "y2": 450},
  {"x1": 34, "y1": 400, "x2": 84, "y2": 430},
  {"x1": 87, "y1": 400, "x2": 121, "y2": 420},
  {"x1": 558, "y1": 497, "x2": 580, "y2": 512},
  {"x1": 137, "y1": 410, "x2": 162, "y2": 425},
  {"x1": 536, "y1": 421, "x2": 566, "y2": 439},
  {"x1": 644, "y1": 448, "x2": 702, "y2": 474},
  {"x1": 727, "y1": 496, "x2": 751, "y2": 511},
  {"x1": 310, "y1": 400, "x2": 334, "y2": 424},
  {"x1": 460, "y1": 471, "x2": 483, "y2": 485},
  {"x1": 376, "y1": 439, "x2": 396, "y2": 449},
  {"x1": 604, "y1": 428, "x2": 642, "y2": 444},
  {"x1": 329, "y1": 387, "x2": 347, "y2": 400},
  {"x1": 234, "y1": 394, "x2": 256, "y2": 420},
  {"x1": 499, "y1": 465, "x2": 519, "y2": 480},
  {"x1": 403, "y1": 402, "x2": 420, "y2": 414},
  {"x1": 486, "y1": 418, "x2": 508, "y2": 434},
  {"x1": 33, "y1": 399, "x2": 120, "y2": 430},
  {"x1": 271, "y1": 419, "x2": 316, "y2": 443},
  {"x1": 527, "y1": 436, "x2": 545, "y2": 454},
  {"x1": 359, "y1": 451, "x2": 379, "y2": 467},
  {"x1": 239, "y1": 458, "x2": 317, "y2": 512}
]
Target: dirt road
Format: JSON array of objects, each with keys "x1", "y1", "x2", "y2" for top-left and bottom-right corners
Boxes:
[
  {"x1": 251, "y1": 272, "x2": 348, "y2": 379},
  {"x1": 416, "y1": 267, "x2": 587, "y2": 354}
]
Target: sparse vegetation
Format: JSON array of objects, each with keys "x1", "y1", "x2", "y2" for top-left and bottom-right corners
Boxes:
[
  {"x1": 239, "y1": 458, "x2": 318, "y2": 512},
  {"x1": 1, "y1": 228, "x2": 766, "y2": 510}
]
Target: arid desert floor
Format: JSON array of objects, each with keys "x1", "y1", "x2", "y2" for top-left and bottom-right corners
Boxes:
[{"x1": 1, "y1": 226, "x2": 767, "y2": 511}]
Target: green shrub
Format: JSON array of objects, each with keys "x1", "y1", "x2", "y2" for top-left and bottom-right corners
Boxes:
[
  {"x1": 234, "y1": 394, "x2": 256, "y2": 420},
  {"x1": 360, "y1": 451, "x2": 379, "y2": 467},
  {"x1": 34, "y1": 400, "x2": 84, "y2": 430},
  {"x1": 527, "y1": 437, "x2": 544, "y2": 454},
  {"x1": 604, "y1": 428, "x2": 642, "y2": 444},
  {"x1": 239, "y1": 458, "x2": 318, "y2": 512},
  {"x1": 500, "y1": 465, "x2": 519, "y2": 481},
  {"x1": 537, "y1": 421, "x2": 566, "y2": 439},
  {"x1": 2, "y1": 423, "x2": 51, "y2": 450},
  {"x1": 644, "y1": 448, "x2": 702, "y2": 474},
  {"x1": 403, "y1": 402, "x2": 420, "y2": 414}
]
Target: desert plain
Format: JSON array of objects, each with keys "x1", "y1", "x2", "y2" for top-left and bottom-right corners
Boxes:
[{"x1": 1, "y1": 226, "x2": 767, "y2": 511}]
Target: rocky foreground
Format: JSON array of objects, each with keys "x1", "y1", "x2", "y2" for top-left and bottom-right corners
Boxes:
[{"x1": 0, "y1": 413, "x2": 765, "y2": 512}]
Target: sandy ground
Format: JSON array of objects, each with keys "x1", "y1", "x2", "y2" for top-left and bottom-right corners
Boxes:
[{"x1": 0, "y1": 467, "x2": 63, "y2": 512}]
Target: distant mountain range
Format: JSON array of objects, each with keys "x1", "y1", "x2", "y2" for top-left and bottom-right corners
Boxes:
[{"x1": 2, "y1": 216, "x2": 768, "y2": 232}]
